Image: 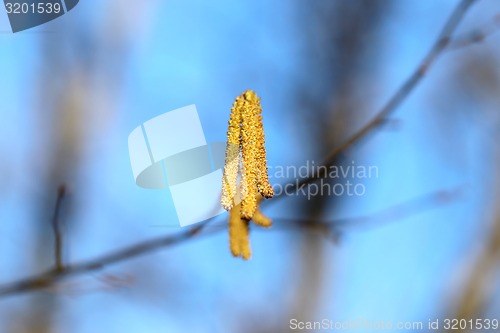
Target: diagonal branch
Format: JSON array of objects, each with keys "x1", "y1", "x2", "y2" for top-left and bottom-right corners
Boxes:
[
  {"x1": 0, "y1": 188, "x2": 461, "y2": 297},
  {"x1": 448, "y1": 12, "x2": 500, "y2": 50},
  {"x1": 272, "y1": 0, "x2": 478, "y2": 199},
  {"x1": 270, "y1": 187, "x2": 464, "y2": 234},
  {"x1": 52, "y1": 185, "x2": 66, "y2": 272},
  {"x1": 451, "y1": 216, "x2": 500, "y2": 327}
]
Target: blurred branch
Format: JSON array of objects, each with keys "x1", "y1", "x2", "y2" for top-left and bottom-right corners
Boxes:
[
  {"x1": 445, "y1": 215, "x2": 500, "y2": 332},
  {"x1": 0, "y1": 223, "x2": 208, "y2": 297},
  {"x1": 52, "y1": 185, "x2": 66, "y2": 272},
  {"x1": 448, "y1": 13, "x2": 500, "y2": 50},
  {"x1": 0, "y1": 187, "x2": 461, "y2": 298},
  {"x1": 271, "y1": 186, "x2": 464, "y2": 237},
  {"x1": 273, "y1": 0, "x2": 477, "y2": 199}
]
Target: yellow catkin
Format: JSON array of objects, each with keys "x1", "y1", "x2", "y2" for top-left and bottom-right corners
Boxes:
[
  {"x1": 251, "y1": 194, "x2": 272, "y2": 228},
  {"x1": 240, "y1": 92, "x2": 259, "y2": 219},
  {"x1": 239, "y1": 162, "x2": 249, "y2": 206},
  {"x1": 240, "y1": 218, "x2": 251, "y2": 260},
  {"x1": 229, "y1": 204, "x2": 240, "y2": 256},
  {"x1": 253, "y1": 96, "x2": 274, "y2": 199},
  {"x1": 223, "y1": 90, "x2": 273, "y2": 260},
  {"x1": 221, "y1": 97, "x2": 244, "y2": 210},
  {"x1": 252, "y1": 209, "x2": 272, "y2": 228},
  {"x1": 228, "y1": 203, "x2": 251, "y2": 260},
  {"x1": 221, "y1": 144, "x2": 239, "y2": 210}
]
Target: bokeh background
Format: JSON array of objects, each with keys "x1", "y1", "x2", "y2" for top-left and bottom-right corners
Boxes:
[{"x1": 1, "y1": 0, "x2": 500, "y2": 332}]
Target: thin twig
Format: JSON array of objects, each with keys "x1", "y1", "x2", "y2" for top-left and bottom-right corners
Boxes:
[
  {"x1": 448, "y1": 13, "x2": 500, "y2": 50},
  {"x1": 52, "y1": 185, "x2": 66, "y2": 272},
  {"x1": 272, "y1": 0, "x2": 478, "y2": 200},
  {"x1": 444, "y1": 214, "x2": 500, "y2": 332},
  {"x1": 0, "y1": 225, "x2": 220, "y2": 297},
  {"x1": 0, "y1": 187, "x2": 460, "y2": 297},
  {"x1": 270, "y1": 187, "x2": 464, "y2": 233}
]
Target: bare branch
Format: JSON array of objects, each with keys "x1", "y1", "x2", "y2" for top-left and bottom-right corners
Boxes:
[
  {"x1": 271, "y1": 187, "x2": 464, "y2": 234},
  {"x1": 0, "y1": 187, "x2": 462, "y2": 298},
  {"x1": 0, "y1": 224, "x2": 217, "y2": 297},
  {"x1": 448, "y1": 13, "x2": 500, "y2": 50},
  {"x1": 272, "y1": 0, "x2": 478, "y2": 200},
  {"x1": 444, "y1": 215, "x2": 500, "y2": 332},
  {"x1": 52, "y1": 185, "x2": 66, "y2": 272}
]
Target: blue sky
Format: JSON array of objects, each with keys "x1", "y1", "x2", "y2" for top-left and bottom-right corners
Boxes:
[{"x1": 0, "y1": 0, "x2": 499, "y2": 332}]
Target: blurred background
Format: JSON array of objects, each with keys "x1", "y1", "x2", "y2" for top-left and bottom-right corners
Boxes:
[{"x1": 1, "y1": 0, "x2": 500, "y2": 332}]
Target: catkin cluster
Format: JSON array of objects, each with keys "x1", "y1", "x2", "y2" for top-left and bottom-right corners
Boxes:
[{"x1": 221, "y1": 90, "x2": 274, "y2": 260}]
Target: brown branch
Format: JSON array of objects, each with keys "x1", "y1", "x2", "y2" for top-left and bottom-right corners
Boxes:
[
  {"x1": 0, "y1": 223, "x2": 211, "y2": 297},
  {"x1": 270, "y1": 187, "x2": 464, "y2": 235},
  {"x1": 444, "y1": 215, "x2": 500, "y2": 333},
  {"x1": 272, "y1": 0, "x2": 478, "y2": 200},
  {"x1": 0, "y1": 188, "x2": 460, "y2": 297},
  {"x1": 52, "y1": 185, "x2": 66, "y2": 272},
  {"x1": 448, "y1": 13, "x2": 500, "y2": 50}
]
